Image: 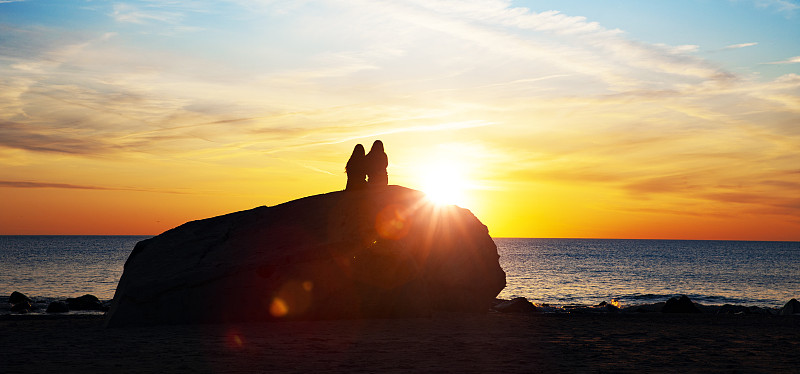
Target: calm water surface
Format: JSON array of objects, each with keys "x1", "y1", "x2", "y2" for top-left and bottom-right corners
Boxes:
[
  {"x1": 496, "y1": 238, "x2": 800, "y2": 308},
  {"x1": 1, "y1": 236, "x2": 798, "y2": 308},
  {"x1": 0, "y1": 235, "x2": 147, "y2": 300}
]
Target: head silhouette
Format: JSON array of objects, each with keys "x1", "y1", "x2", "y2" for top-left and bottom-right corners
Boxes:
[
  {"x1": 347, "y1": 144, "x2": 366, "y2": 168},
  {"x1": 369, "y1": 140, "x2": 384, "y2": 153}
]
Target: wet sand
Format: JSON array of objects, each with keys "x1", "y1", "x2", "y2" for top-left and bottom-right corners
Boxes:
[{"x1": 2, "y1": 312, "x2": 799, "y2": 373}]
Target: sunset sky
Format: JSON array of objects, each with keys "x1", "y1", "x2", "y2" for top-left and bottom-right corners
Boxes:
[{"x1": 1, "y1": 0, "x2": 799, "y2": 240}]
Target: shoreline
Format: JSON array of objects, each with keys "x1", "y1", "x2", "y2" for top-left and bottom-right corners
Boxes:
[
  {"x1": 2, "y1": 295, "x2": 792, "y2": 317},
  {"x1": 3, "y1": 312, "x2": 799, "y2": 373}
]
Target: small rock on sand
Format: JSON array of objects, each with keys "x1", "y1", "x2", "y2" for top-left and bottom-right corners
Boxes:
[
  {"x1": 46, "y1": 301, "x2": 70, "y2": 313},
  {"x1": 662, "y1": 295, "x2": 701, "y2": 313},
  {"x1": 8, "y1": 291, "x2": 31, "y2": 305},
  {"x1": 492, "y1": 297, "x2": 537, "y2": 313},
  {"x1": 779, "y1": 298, "x2": 800, "y2": 315}
]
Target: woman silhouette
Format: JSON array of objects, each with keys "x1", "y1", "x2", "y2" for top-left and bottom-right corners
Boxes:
[
  {"x1": 365, "y1": 140, "x2": 388, "y2": 186},
  {"x1": 345, "y1": 144, "x2": 367, "y2": 190}
]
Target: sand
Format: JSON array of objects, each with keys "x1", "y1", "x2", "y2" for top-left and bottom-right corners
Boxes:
[{"x1": 2, "y1": 312, "x2": 799, "y2": 373}]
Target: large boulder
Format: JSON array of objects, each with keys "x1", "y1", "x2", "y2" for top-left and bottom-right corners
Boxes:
[{"x1": 105, "y1": 186, "x2": 506, "y2": 327}]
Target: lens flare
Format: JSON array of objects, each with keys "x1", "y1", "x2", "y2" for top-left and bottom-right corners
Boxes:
[
  {"x1": 375, "y1": 204, "x2": 411, "y2": 240},
  {"x1": 268, "y1": 280, "x2": 315, "y2": 318},
  {"x1": 269, "y1": 297, "x2": 289, "y2": 317},
  {"x1": 226, "y1": 329, "x2": 245, "y2": 349}
]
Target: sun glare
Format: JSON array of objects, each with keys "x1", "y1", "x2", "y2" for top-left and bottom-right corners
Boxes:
[{"x1": 421, "y1": 160, "x2": 469, "y2": 207}]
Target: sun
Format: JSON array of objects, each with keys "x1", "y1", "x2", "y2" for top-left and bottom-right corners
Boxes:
[{"x1": 420, "y1": 160, "x2": 469, "y2": 206}]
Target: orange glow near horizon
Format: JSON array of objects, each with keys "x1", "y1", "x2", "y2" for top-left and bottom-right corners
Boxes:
[
  {"x1": 1, "y1": 2, "x2": 798, "y2": 241},
  {"x1": 1, "y1": 146, "x2": 799, "y2": 241}
]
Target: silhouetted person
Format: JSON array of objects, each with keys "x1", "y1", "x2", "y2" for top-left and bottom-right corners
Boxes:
[
  {"x1": 345, "y1": 144, "x2": 367, "y2": 190},
  {"x1": 365, "y1": 140, "x2": 388, "y2": 186}
]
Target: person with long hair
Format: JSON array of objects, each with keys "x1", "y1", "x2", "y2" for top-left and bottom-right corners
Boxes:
[
  {"x1": 345, "y1": 144, "x2": 367, "y2": 190},
  {"x1": 365, "y1": 140, "x2": 388, "y2": 186}
]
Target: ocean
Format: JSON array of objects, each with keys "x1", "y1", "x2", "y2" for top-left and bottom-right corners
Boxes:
[
  {"x1": 1, "y1": 236, "x2": 798, "y2": 309},
  {"x1": 0, "y1": 236, "x2": 147, "y2": 301},
  {"x1": 496, "y1": 238, "x2": 799, "y2": 308}
]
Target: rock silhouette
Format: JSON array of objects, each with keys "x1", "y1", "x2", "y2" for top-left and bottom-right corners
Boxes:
[
  {"x1": 67, "y1": 294, "x2": 104, "y2": 311},
  {"x1": 780, "y1": 298, "x2": 800, "y2": 315},
  {"x1": 662, "y1": 295, "x2": 701, "y2": 313},
  {"x1": 46, "y1": 301, "x2": 69, "y2": 313},
  {"x1": 105, "y1": 186, "x2": 505, "y2": 327},
  {"x1": 7, "y1": 291, "x2": 33, "y2": 313},
  {"x1": 10, "y1": 301, "x2": 33, "y2": 313},
  {"x1": 8, "y1": 291, "x2": 31, "y2": 305},
  {"x1": 492, "y1": 297, "x2": 538, "y2": 314}
]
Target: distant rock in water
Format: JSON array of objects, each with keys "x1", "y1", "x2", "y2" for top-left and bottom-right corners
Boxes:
[
  {"x1": 780, "y1": 298, "x2": 800, "y2": 315},
  {"x1": 597, "y1": 301, "x2": 620, "y2": 313},
  {"x1": 67, "y1": 294, "x2": 103, "y2": 311},
  {"x1": 105, "y1": 186, "x2": 506, "y2": 327},
  {"x1": 661, "y1": 295, "x2": 701, "y2": 313},
  {"x1": 716, "y1": 304, "x2": 771, "y2": 315},
  {"x1": 8, "y1": 291, "x2": 31, "y2": 305},
  {"x1": 492, "y1": 297, "x2": 537, "y2": 314},
  {"x1": 10, "y1": 301, "x2": 32, "y2": 313},
  {"x1": 7, "y1": 292, "x2": 33, "y2": 313},
  {"x1": 46, "y1": 301, "x2": 69, "y2": 313}
]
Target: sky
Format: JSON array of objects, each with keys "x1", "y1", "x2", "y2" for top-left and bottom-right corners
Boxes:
[{"x1": 1, "y1": 0, "x2": 799, "y2": 240}]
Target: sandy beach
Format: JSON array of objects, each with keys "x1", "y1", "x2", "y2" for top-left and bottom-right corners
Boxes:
[{"x1": 2, "y1": 312, "x2": 798, "y2": 373}]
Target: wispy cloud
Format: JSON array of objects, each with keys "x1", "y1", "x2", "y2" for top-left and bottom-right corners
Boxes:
[
  {"x1": 364, "y1": 0, "x2": 730, "y2": 88},
  {"x1": 111, "y1": 2, "x2": 185, "y2": 25},
  {"x1": 0, "y1": 122, "x2": 119, "y2": 156},
  {"x1": 0, "y1": 180, "x2": 189, "y2": 194},
  {"x1": 108, "y1": 1, "x2": 209, "y2": 35},
  {"x1": 764, "y1": 56, "x2": 800, "y2": 64},
  {"x1": 753, "y1": 0, "x2": 800, "y2": 13},
  {"x1": 724, "y1": 42, "x2": 758, "y2": 49}
]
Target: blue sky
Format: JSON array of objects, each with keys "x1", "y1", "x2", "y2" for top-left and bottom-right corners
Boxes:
[
  {"x1": 1, "y1": 0, "x2": 799, "y2": 238},
  {"x1": 518, "y1": 0, "x2": 799, "y2": 79},
  {"x1": 2, "y1": 1, "x2": 797, "y2": 82},
  {"x1": 3, "y1": 1, "x2": 797, "y2": 75}
]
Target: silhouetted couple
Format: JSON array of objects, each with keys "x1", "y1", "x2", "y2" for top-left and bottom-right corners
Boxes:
[{"x1": 346, "y1": 140, "x2": 387, "y2": 190}]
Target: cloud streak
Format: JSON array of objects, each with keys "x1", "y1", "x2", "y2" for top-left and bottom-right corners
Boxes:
[
  {"x1": 361, "y1": 0, "x2": 731, "y2": 89},
  {"x1": 724, "y1": 42, "x2": 758, "y2": 49},
  {"x1": 764, "y1": 56, "x2": 800, "y2": 64},
  {"x1": 0, "y1": 180, "x2": 189, "y2": 194},
  {"x1": 753, "y1": 0, "x2": 800, "y2": 13}
]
